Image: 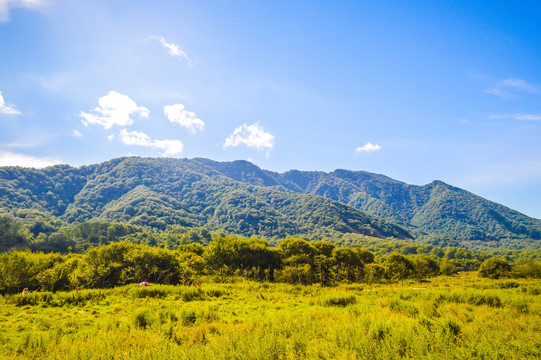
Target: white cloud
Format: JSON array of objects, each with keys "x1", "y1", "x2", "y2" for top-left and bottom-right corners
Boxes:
[
  {"x1": 0, "y1": 90, "x2": 21, "y2": 115},
  {"x1": 119, "y1": 129, "x2": 183, "y2": 156},
  {"x1": 485, "y1": 78, "x2": 539, "y2": 98},
  {"x1": 0, "y1": 150, "x2": 60, "y2": 168},
  {"x1": 73, "y1": 130, "x2": 82, "y2": 137},
  {"x1": 152, "y1": 139, "x2": 184, "y2": 156},
  {"x1": 146, "y1": 36, "x2": 192, "y2": 66},
  {"x1": 489, "y1": 113, "x2": 541, "y2": 121},
  {"x1": 164, "y1": 103, "x2": 204, "y2": 134},
  {"x1": 120, "y1": 129, "x2": 151, "y2": 147},
  {"x1": 80, "y1": 91, "x2": 149, "y2": 129},
  {"x1": 356, "y1": 142, "x2": 382, "y2": 152},
  {"x1": 224, "y1": 123, "x2": 275, "y2": 154},
  {"x1": 502, "y1": 78, "x2": 538, "y2": 93},
  {"x1": 484, "y1": 88, "x2": 509, "y2": 99},
  {"x1": 0, "y1": 0, "x2": 46, "y2": 22},
  {"x1": 107, "y1": 134, "x2": 115, "y2": 141}
]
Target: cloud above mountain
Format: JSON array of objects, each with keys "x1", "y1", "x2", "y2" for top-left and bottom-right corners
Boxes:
[
  {"x1": 164, "y1": 103, "x2": 204, "y2": 134},
  {"x1": 120, "y1": 129, "x2": 183, "y2": 156},
  {"x1": 224, "y1": 123, "x2": 274, "y2": 157},
  {"x1": 80, "y1": 91, "x2": 149, "y2": 129}
]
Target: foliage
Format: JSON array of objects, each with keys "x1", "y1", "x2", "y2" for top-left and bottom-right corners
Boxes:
[
  {"x1": 1, "y1": 235, "x2": 540, "y2": 295},
  {"x1": 0, "y1": 250, "x2": 64, "y2": 294},
  {"x1": 509, "y1": 261, "x2": 541, "y2": 278},
  {"x1": 478, "y1": 257, "x2": 512, "y2": 279},
  {"x1": 204, "y1": 236, "x2": 281, "y2": 278},
  {"x1": 0, "y1": 157, "x2": 412, "y2": 246},
  {"x1": 0, "y1": 213, "x2": 32, "y2": 248},
  {"x1": 385, "y1": 253, "x2": 415, "y2": 281}
]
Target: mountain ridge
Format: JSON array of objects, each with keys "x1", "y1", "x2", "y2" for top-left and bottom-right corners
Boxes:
[
  {"x1": 1, "y1": 156, "x2": 540, "y2": 250},
  {"x1": 194, "y1": 157, "x2": 541, "y2": 249},
  {"x1": 0, "y1": 157, "x2": 411, "y2": 242}
]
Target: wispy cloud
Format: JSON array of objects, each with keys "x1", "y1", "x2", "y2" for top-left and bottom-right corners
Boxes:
[
  {"x1": 224, "y1": 123, "x2": 274, "y2": 157},
  {"x1": 501, "y1": 78, "x2": 538, "y2": 93},
  {"x1": 485, "y1": 78, "x2": 539, "y2": 99},
  {"x1": 119, "y1": 129, "x2": 183, "y2": 156},
  {"x1": 0, "y1": 0, "x2": 46, "y2": 23},
  {"x1": 80, "y1": 91, "x2": 149, "y2": 129},
  {"x1": 0, "y1": 90, "x2": 21, "y2": 115},
  {"x1": 485, "y1": 88, "x2": 509, "y2": 98},
  {"x1": 145, "y1": 36, "x2": 192, "y2": 66},
  {"x1": 73, "y1": 130, "x2": 82, "y2": 137},
  {"x1": 489, "y1": 113, "x2": 541, "y2": 121},
  {"x1": 164, "y1": 103, "x2": 204, "y2": 134},
  {"x1": 0, "y1": 149, "x2": 60, "y2": 168},
  {"x1": 356, "y1": 142, "x2": 382, "y2": 153}
]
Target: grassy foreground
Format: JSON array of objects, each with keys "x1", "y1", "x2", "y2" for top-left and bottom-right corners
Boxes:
[{"x1": 0, "y1": 273, "x2": 540, "y2": 359}]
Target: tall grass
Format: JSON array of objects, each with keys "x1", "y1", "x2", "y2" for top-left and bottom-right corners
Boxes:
[{"x1": 0, "y1": 274, "x2": 540, "y2": 359}]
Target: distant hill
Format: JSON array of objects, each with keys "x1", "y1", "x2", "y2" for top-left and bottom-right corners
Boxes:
[
  {"x1": 0, "y1": 157, "x2": 410, "y2": 242},
  {"x1": 1, "y1": 157, "x2": 540, "y2": 250}
]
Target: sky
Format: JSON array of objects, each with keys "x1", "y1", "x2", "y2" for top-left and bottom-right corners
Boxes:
[{"x1": 1, "y1": 1, "x2": 540, "y2": 219}]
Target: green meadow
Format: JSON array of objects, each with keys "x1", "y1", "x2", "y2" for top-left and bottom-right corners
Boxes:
[{"x1": 1, "y1": 273, "x2": 540, "y2": 360}]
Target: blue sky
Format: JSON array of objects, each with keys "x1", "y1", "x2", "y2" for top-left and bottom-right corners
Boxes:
[{"x1": 1, "y1": 1, "x2": 540, "y2": 218}]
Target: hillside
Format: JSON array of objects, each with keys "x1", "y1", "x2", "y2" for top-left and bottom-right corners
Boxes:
[
  {"x1": 0, "y1": 157, "x2": 410, "y2": 242},
  {"x1": 1, "y1": 156, "x2": 540, "y2": 250},
  {"x1": 195, "y1": 158, "x2": 541, "y2": 249}
]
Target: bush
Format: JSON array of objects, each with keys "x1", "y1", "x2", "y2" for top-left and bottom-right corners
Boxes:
[
  {"x1": 389, "y1": 299, "x2": 419, "y2": 317},
  {"x1": 9, "y1": 292, "x2": 54, "y2": 306},
  {"x1": 274, "y1": 264, "x2": 315, "y2": 285},
  {"x1": 478, "y1": 258, "x2": 511, "y2": 279},
  {"x1": 495, "y1": 281, "x2": 520, "y2": 289},
  {"x1": 134, "y1": 309, "x2": 153, "y2": 329},
  {"x1": 320, "y1": 294, "x2": 357, "y2": 307},
  {"x1": 510, "y1": 262, "x2": 541, "y2": 279}
]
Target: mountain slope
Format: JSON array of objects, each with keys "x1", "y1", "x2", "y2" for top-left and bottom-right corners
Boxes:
[
  {"x1": 0, "y1": 157, "x2": 410, "y2": 241},
  {"x1": 1, "y1": 156, "x2": 540, "y2": 249},
  {"x1": 196, "y1": 160, "x2": 541, "y2": 249}
]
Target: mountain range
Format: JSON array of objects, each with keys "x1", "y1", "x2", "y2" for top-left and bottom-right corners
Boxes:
[{"x1": 0, "y1": 157, "x2": 540, "y2": 250}]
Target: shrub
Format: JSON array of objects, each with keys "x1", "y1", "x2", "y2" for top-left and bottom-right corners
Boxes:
[
  {"x1": 9, "y1": 292, "x2": 54, "y2": 306},
  {"x1": 495, "y1": 281, "x2": 520, "y2": 289},
  {"x1": 510, "y1": 262, "x2": 541, "y2": 279},
  {"x1": 320, "y1": 294, "x2": 357, "y2": 307},
  {"x1": 440, "y1": 317, "x2": 461, "y2": 338},
  {"x1": 133, "y1": 309, "x2": 153, "y2": 329},
  {"x1": 389, "y1": 299, "x2": 419, "y2": 317},
  {"x1": 274, "y1": 264, "x2": 315, "y2": 285},
  {"x1": 181, "y1": 310, "x2": 197, "y2": 325},
  {"x1": 478, "y1": 258, "x2": 511, "y2": 279}
]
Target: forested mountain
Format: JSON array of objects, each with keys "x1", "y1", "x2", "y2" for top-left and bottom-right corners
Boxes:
[
  {"x1": 0, "y1": 157, "x2": 410, "y2": 242},
  {"x1": 195, "y1": 158, "x2": 541, "y2": 249},
  {"x1": 1, "y1": 156, "x2": 540, "y2": 250}
]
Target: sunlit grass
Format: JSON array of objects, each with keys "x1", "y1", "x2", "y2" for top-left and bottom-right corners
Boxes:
[{"x1": 0, "y1": 273, "x2": 540, "y2": 359}]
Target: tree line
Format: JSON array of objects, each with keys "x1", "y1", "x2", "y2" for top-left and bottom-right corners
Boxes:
[{"x1": 1, "y1": 236, "x2": 539, "y2": 295}]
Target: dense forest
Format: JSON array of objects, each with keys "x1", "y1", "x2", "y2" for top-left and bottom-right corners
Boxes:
[
  {"x1": 1, "y1": 157, "x2": 540, "y2": 251},
  {"x1": 196, "y1": 158, "x2": 541, "y2": 248},
  {"x1": 0, "y1": 158, "x2": 411, "y2": 243}
]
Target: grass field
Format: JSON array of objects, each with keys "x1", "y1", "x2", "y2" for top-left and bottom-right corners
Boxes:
[{"x1": 1, "y1": 273, "x2": 540, "y2": 359}]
